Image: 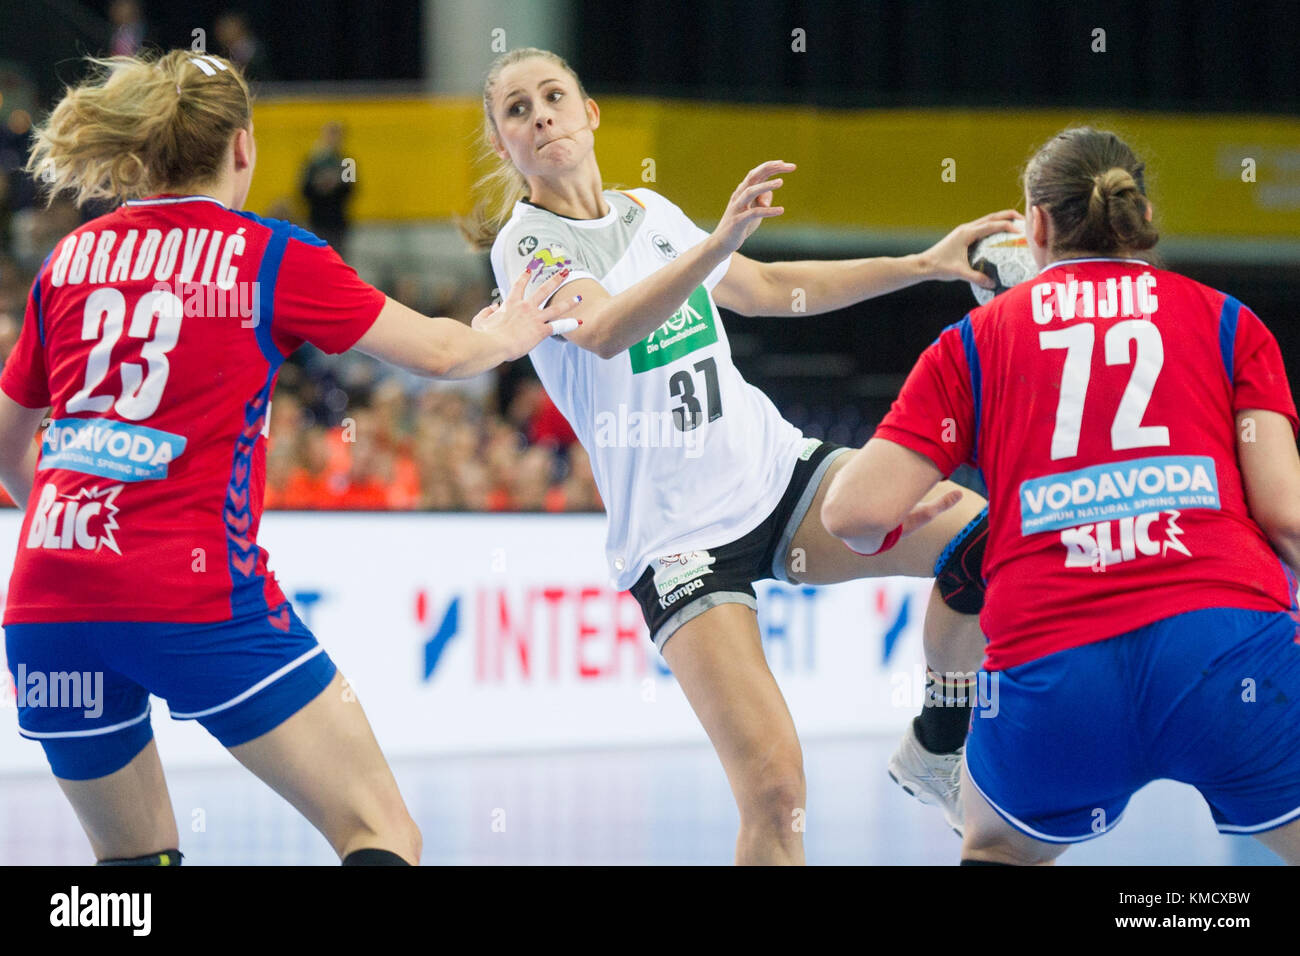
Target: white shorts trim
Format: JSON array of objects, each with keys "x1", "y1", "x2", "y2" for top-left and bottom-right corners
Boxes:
[
  {"x1": 19, "y1": 703, "x2": 152, "y2": 740},
  {"x1": 771, "y1": 443, "x2": 852, "y2": 583},
  {"x1": 168, "y1": 645, "x2": 325, "y2": 720},
  {"x1": 965, "y1": 753, "x2": 1124, "y2": 845},
  {"x1": 1216, "y1": 802, "x2": 1300, "y2": 834},
  {"x1": 653, "y1": 592, "x2": 758, "y2": 652}
]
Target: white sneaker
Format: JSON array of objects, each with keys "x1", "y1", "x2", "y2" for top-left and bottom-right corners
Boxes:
[{"x1": 888, "y1": 721, "x2": 964, "y2": 837}]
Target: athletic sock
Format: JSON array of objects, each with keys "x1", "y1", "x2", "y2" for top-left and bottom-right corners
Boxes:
[
  {"x1": 342, "y1": 848, "x2": 411, "y2": 866},
  {"x1": 98, "y1": 849, "x2": 183, "y2": 866},
  {"x1": 914, "y1": 667, "x2": 976, "y2": 754}
]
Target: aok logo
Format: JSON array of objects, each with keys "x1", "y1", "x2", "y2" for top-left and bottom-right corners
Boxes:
[
  {"x1": 1060, "y1": 510, "x2": 1190, "y2": 570},
  {"x1": 26, "y1": 483, "x2": 124, "y2": 554},
  {"x1": 629, "y1": 285, "x2": 719, "y2": 373},
  {"x1": 649, "y1": 299, "x2": 705, "y2": 342}
]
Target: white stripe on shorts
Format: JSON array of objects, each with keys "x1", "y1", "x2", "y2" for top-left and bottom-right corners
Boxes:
[
  {"x1": 964, "y1": 751, "x2": 1124, "y2": 844},
  {"x1": 168, "y1": 645, "x2": 324, "y2": 720},
  {"x1": 19, "y1": 703, "x2": 152, "y2": 739},
  {"x1": 1216, "y1": 802, "x2": 1300, "y2": 834}
]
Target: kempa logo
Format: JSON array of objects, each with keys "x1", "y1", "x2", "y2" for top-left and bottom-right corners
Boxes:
[
  {"x1": 628, "y1": 285, "x2": 719, "y2": 373},
  {"x1": 517, "y1": 235, "x2": 538, "y2": 256},
  {"x1": 659, "y1": 577, "x2": 705, "y2": 610},
  {"x1": 593, "y1": 404, "x2": 704, "y2": 457}
]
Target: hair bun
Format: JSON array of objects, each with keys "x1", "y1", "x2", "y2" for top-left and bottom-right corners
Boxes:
[{"x1": 1092, "y1": 167, "x2": 1138, "y2": 203}]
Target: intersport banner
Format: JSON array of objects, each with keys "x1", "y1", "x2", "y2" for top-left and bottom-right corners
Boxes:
[{"x1": 0, "y1": 512, "x2": 935, "y2": 772}]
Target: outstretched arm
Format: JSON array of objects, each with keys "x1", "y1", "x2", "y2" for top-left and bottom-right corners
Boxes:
[
  {"x1": 354, "y1": 266, "x2": 576, "y2": 379},
  {"x1": 712, "y1": 210, "x2": 1021, "y2": 317},
  {"x1": 557, "y1": 160, "x2": 794, "y2": 359}
]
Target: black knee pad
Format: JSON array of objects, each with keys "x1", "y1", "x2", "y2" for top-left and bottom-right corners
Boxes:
[
  {"x1": 97, "y1": 849, "x2": 183, "y2": 866},
  {"x1": 934, "y1": 508, "x2": 988, "y2": 615}
]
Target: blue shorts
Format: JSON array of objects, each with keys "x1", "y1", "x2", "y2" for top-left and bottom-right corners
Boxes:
[
  {"x1": 4, "y1": 604, "x2": 336, "y2": 780},
  {"x1": 966, "y1": 606, "x2": 1300, "y2": 843}
]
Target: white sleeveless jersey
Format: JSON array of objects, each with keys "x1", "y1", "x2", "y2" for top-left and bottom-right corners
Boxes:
[{"x1": 490, "y1": 188, "x2": 808, "y2": 589}]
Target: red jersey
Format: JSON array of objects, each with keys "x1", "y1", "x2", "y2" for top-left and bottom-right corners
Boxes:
[
  {"x1": 876, "y1": 258, "x2": 1299, "y2": 670},
  {"x1": 0, "y1": 195, "x2": 385, "y2": 624}
]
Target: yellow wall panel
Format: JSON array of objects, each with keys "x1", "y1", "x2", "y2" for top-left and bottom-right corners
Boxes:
[{"x1": 245, "y1": 95, "x2": 1300, "y2": 240}]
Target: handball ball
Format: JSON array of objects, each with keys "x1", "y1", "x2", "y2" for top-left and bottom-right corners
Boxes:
[{"x1": 968, "y1": 221, "x2": 1035, "y2": 305}]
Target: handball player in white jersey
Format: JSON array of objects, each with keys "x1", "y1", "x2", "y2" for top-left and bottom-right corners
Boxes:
[{"x1": 466, "y1": 48, "x2": 1016, "y2": 863}]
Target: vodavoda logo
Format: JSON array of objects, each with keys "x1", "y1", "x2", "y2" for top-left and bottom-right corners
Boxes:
[
  {"x1": 42, "y1": 418, "x2": 187, "y2": 483},
  {"x1": 1020, "y1": 455, "x2": 1219, "y2": 535}
]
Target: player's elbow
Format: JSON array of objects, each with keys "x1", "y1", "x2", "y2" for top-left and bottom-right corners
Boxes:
[
  {"x1": 578, "y1": 325, "x2": 622, "y2": 361},
  {"x1": 820, "y1": 483, "x2": 888, "y2": 542}
]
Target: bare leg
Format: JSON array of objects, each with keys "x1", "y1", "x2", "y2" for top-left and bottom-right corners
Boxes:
[
  {"x1": 1252, "y1": 818, "x2": 1300, "y2": 864},
  {"x1": 959, "y1": 758, "x2": 1067, "y2": 865},
  {"x1": 661, "y1": 602, "x2": 806, "y2": 865},
  {"x1": 228, "y1": 670, "x2": 422, "y2": 864},
  {"x1": 784, "y1": 450, "x2": 987, "y2": 585},
  {"x1": 56, "y1": 737, "x2": 179, "y2": 861}
]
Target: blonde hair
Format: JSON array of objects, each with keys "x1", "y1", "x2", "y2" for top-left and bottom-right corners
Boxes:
[
  {"x1": 26, "y1": 49, "x2": 252, "y2": 209},
  {"x1": 1022, "y1": 127, "x2": 1158, "y2": 257},
  {"x1": 459, "y1": 47, "x2": 589, "y2": 251}
]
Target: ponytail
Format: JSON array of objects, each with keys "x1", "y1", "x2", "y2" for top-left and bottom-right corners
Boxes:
[{"x1": 26, "y1": 49, "x2": 252, "y2": 208}]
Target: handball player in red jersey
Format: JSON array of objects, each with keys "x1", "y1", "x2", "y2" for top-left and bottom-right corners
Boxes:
[
  {"x1": 0, "y1": 50, "x2": 577, "y2": 865},
  {"x1": 823, "y1": 127, "x2": 1300, "y2": 864}
]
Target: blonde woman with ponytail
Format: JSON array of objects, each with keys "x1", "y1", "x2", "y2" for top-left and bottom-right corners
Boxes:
[
  {"x1": 470, "y1": 47, "x2": 1031, "y2": 863},
  {"x1": 826, "y1": 126, "x2": 1300, "y2": 865},
  {"x1": 1, "y1": 49, "x2": 578, "y2": 866}
]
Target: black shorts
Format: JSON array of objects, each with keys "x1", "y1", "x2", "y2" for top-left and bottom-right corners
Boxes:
[{"x1": 630, "y1": 439, "x2": 850, "y2": 650}]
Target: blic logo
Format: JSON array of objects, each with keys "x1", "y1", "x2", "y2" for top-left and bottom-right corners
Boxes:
[
  {"x1": 26, "y1": 483, "x2": 124, "y2": 554},
  {"x1": 1061, "y1": 510, "x2": 1191, "y2": 570}
]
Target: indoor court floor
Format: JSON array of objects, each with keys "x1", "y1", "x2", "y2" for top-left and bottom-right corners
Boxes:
[{"x1": 0, "y1": 736, "x2": 1283, "y2": 865}]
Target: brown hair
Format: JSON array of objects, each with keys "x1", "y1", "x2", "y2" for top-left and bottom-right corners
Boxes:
[
  {"x1": 1022, "y1": 127, "x2": 1158, "y2": 257},
  {"x1": 459, "y1": 48, "x2": 590, "y2": 251},
  {"x1": 26, "y1": 49, "x2": 252, "y2": 208}
]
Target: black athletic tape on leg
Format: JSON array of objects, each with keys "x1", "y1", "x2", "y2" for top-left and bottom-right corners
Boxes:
[
  {"x1": 97, "y1": 849, "x2": 183, "y2": 866},
  {"x1": 936, "y1": 509, "x2": 988, "y2": 615},
  {"x1": 342, "y1": 848, "x2": 410, "y2": 866}
]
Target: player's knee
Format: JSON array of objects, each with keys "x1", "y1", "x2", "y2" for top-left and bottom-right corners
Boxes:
[
  {"x1": 962, "y1": 830, "x2": 1055, "y2": 866},
  {"x1": 741, "y1": 762, "x2": 806, "y2": 833},
  {"x1": 935, "y1": 507, "x2": 988, "y2": 615}
]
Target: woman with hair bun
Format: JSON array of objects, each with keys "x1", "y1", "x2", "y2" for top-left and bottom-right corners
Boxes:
[
  {"x1": 824, "y1": 127, "x2": 1300, "y2": 864},
  {"x1": 1, "y1": 49, "x2": 576, "y2": 865}
]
